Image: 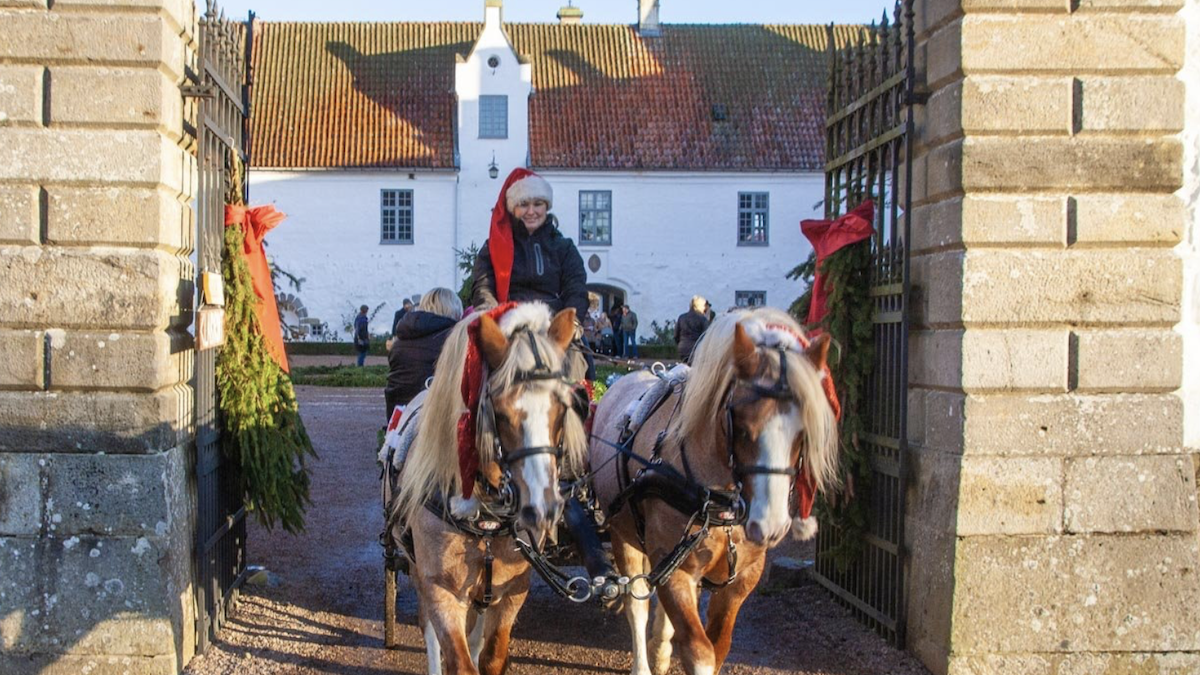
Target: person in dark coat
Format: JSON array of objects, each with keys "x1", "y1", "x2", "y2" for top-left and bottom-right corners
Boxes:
[
  {"x1": 353, "y1": 305, "x2": 370, "y2": 367},
  {"x1": 471, "y1": 169, "x2": 588, "y2": 318},
  {"x1": 674, "y1": 295, "x2": 711, "y2": 364},
  {"x1": 391, "y1": 298, "x2": 413, "y2": 337},
  {"x1": 384, "y1": 287, "x2": 462, "y2": 420}
]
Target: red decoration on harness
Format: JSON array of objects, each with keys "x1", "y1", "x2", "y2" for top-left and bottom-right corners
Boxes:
[
  {"x1": 457, "y1": 302, "x2": 518, "y2": 499},
  {"x1": 225, "y1": 204, "x2": 290, "y2": 373},
  {"x1": 800, "y1": 200, "x2": 875, "y2": 333}
]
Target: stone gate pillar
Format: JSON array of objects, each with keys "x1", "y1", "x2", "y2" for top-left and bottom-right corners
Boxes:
[
  {"x1": 906, "y1": 0, "x2": 1199, "y2": 673},
  {"x1": 0, "y1": 1, "x2": 199, "y2": 673}
]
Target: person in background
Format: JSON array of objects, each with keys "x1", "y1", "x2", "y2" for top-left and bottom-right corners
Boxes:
[
  {"x1": 384, "y1": 287, "x2": 463, "y2": 421},
  {"x1": 353, "y1": 305, "x2": 370, "y2": 367},
  {"x1": 595, "y1": 306, "x2": 614, "y2": 356},
  {"x1": 620, "y1": 304, "x2": 639, "y2": 359},
  {"x1": 610, "y1": 304, "x2": 626, "y2": 357},
  {"x1": 674, "y1": 294, "x2": 710, "y2": 364},
  {"x1": 392, "y1": 298, "x2": 414, "y2": 337}
]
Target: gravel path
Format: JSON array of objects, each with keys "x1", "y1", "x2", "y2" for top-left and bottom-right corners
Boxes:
[{"x1": 184, "y1": 386, "x2": 931, "y2": 675}]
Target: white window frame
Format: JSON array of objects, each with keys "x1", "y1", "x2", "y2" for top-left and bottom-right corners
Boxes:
[
  {"x1": 737, "y1": 192, "x2": 769, "y2": 246},
  {"x1": 579, "y1": 190, "x2": 613, "y2": 246},
  {"x1": 381, "y1": 189, "x2": 414, "y2": 245},
  {"x1": 735, "y1": 290, "x2": 767, "y2": 308},
  {"x1": 479, "y1": 95, "x2": 508, "y2": 139}
]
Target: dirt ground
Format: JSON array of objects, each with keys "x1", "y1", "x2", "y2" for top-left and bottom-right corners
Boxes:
[{"x1": 183, "y1": 385, "x2": 931, "y2": 675}]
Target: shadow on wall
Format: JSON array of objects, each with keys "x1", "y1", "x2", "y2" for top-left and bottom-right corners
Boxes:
[{"x1": 0, "y1": 423, "x2": 198, "y2": 674}]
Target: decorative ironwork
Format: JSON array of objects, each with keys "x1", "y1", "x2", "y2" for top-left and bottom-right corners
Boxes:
[
  {"x1": 811, "y1": 0, "x2": 915, "y2": 648},
  {"x1": 189, "y1": 1, "x2": 250, "y2": 654}
]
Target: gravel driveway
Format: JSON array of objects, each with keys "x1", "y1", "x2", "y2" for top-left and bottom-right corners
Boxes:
[{"x1": 183, "y1": 386, "x2": 931, "y2": 675}]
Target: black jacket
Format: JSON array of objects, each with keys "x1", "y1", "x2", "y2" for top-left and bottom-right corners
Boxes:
[
  {"x1": 674, "y1": 309, "x2": 709, "y2": 363},
  {"x1": 471, "y1": 215, "x2": 588, "y2": 316},
  {"x1": 385, "y1": 311, "x2": 457, "y2": 408}
]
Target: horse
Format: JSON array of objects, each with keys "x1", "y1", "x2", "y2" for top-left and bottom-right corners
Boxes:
[
  {"x1": 588, "y1": 307, "x2": 839, "y2": 675},
  {"x1": 389, "y1": 303, "x2": 587, "y2": 675}
]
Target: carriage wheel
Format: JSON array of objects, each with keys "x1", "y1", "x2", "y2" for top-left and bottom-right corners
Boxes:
[{"x1": 384, "y1": 566, "x2": 398, "y2": 649}]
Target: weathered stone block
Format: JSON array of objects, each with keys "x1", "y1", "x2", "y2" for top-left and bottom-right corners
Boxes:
[
  {"x1": 962, "y1": 76, "x2": 1070, "y2": 135},
  {"x1": 1074, "y1": 328, "x2": 1182, "y2": 392},
  {"x1": 961, "y1": 15, "x2": 1184, "y2": 74},
  {"x1": 961, "y1": 249, "x2": 1180, "y2": 326},
  {"x1": 911, "y1": 250, "x2": 964, "y2": 327},
  {"x1": 911, "y1": 329, "x2": 963, "y2": 389},
  {"x1": 914, "y1": 0, "x2": 965, "y2": 41},
  {"x1": 0, "y1": 388, "x2": 191, "y2": 454},
  {"x1": 911, "y1": 196, "x2": 963, "y2": 254},
  {"x1": 1077, "y1": 76, "x2": 1185, "y2": 133},
  {"x1": 948, "y1": 652, "x2": 1200, "y2": 675},
  {"x1": 49, "y1": 67, "x2": 182, "y2": 139},
  {"x1": 0, "y1": 654, "x2": 178, "y2": 675},
  {"x1": 0, "y1": 129, "x2": 185, "y2": 193},
  {"x1": 962, "y1": 329, "x2": 1068, "y2": 392},
  {"x1": 0, "y1": 329, "x2": 44, "y2": 389},
  {"x1": 947, "y1": 653, "x2": 1053, "y2": 675},
  {"x1": 46, "y1": 186, "x2": 186, "y2": 251},
  {"x1": 0, "y1": 185, "x2": 39, "y2": 246},
  {"x1": 51, "y1": 0, "x2": 196, "y2": 40},
  {"x1": 49, "y1": 330, "x2": 187, "y2": 391},
  {"x1": 41, "y1": 450, "x2": 184, "y2": 537},
  {"x1": 0, "y1": 537, "x2": 40, "y2": 651},
  {"x1": 0, "y1": 65, "x2": 43, "y2": 126},
  {"x1": 1073, "y1": 193, "x2": 1184, "y2": 245},
  {"x1": 919, "y1": 80, "x2": 963, "y2": 149},
  {"x1": 908, "y1": 388, "x2": 929, "y2": 448},
  {"x1": 0, "y1": 455, "x2": 42, "y2": 536},
  {"x1": 961, "y1": 393, "x2": 1183, "y2": 456},
  {"x1": 924, "y1": 389, "x2": 965, "y2": 453},
  {"x1": 924, "y1": 17, "x2": 963, "y2": 90},
  {"x1": 952, "y1": 534, "x2": 1200, "y2": 652},
  {"x1": 904, "y1": 446, "x2": 960, "y2": 671},
  {"x1": 958, "y1": 456, "x2": 1063, "y2": 535},
  {"x1": 914, "y1": 138, "x2": 964, "y2": 203},
  {"x1": 962, "y1": 195, "x2": 1065, "y2": 246},
  {"x1": 0, "y1": 246, "x2": 185, "y2": 330},
  {"x1": 962, "y1": 137, "x2": 1182, "y2": 192},
  {"x1": 1075, "y1": 0, "x2": 1185, "y2": 11},
  {"x1": 0, "y1": 12, "x2": 185, "y2": 81},
  {"x1": 1065, "y1": 454, "x2": 1197, "y2": 534}
]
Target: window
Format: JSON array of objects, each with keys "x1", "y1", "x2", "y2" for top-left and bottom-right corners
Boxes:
[
  {"x1": 479, "y1": 95, "x2": 508, "y2": 139},
  {"x1": 381, "y1": 189, "x2": 413, "y2": 244},
  {"x1": 735, "y1": 291, "x2": 766, "y2": 308},
  {"x1": 737, "y1": 192, "x2": 769, "y2": 245},
  {"x1": 579, "y1": 190, "x2": 612, "y2": 245}
]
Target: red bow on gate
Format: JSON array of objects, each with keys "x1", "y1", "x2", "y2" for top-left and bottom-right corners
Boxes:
[
  {"x1": 225, "y1": 204, "x2": 290, "y2": 373},
  {"x1": 800, "y1": 200, "x2": 875, "y2": 331}
]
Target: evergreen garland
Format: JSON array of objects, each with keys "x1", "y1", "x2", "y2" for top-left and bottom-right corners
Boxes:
[
  {"x1": 216, "y1": 156, "x2": 316, "y2": 533},
  {"x1": 789, "y1": 238, "x2": 875, "y2": 569}
]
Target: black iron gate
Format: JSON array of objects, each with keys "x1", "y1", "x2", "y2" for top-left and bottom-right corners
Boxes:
[
  {"x1": 189, "y1": 1, "x2": 250, "y2": 654},
  {"x1": 811, "y1": 0, "x2": 915, "y2": 647}
]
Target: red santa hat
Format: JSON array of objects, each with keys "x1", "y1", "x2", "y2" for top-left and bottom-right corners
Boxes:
[{"x1": 488, "y1": 168, "x2": 552, "y2": 303}]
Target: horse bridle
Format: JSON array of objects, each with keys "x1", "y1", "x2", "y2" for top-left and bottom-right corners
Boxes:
[{"x1": 723, "y1": 346, "x2": 802, "y2": 481}]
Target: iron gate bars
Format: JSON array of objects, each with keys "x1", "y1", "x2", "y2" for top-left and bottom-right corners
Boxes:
[
  {"x1": 189, "y1": 0, "x2": 250, "y2": 654},
  {"x1": 811, "y1": 0, "x2": 915, "y2": 648}
]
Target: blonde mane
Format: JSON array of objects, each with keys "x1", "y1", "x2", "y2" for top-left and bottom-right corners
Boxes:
[
  {"x1": 674, "y1": 307, "x2": 839, "y2": 495},
  {"x1": 392, "y1": 307, "x2": 587, "y2": 525}
]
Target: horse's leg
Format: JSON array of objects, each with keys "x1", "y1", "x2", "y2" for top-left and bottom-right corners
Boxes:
[
  {"x1": 467, "y1": 607, "x2": 485, "y2": 668},
  {"x1": 424, "y1": 584, "x2": 476, "y2": 675},
  {"x1": 477, "y1": 579, "x2": 530, "y2": 675},
  {"x1": 704, "y1": 555, "x2": 765, "y2": 672},
  {"x1": 612, "y1": 531, "x2": 653, "y2": 675},
  {"x1": 412, "y1": 565, "x2": 444, "y2": 675},
  {"x1": 656, "y1": 574, "x2": 715, "y2": 675},
  {"x1": 648, "y1": 598, "x2": 676, "y2": 675}
]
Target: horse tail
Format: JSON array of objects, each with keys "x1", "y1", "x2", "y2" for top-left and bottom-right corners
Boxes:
[{"x1": 391, "y1": 313, "x2": 480, "y2": 526}]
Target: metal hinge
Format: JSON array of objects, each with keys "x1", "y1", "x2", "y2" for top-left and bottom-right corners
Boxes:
[
  {"x1": 182, "y1": 84, "x2": 216, "y2": 99},
  {"x1": 905, "y1": 87, "x2": 930, "y2": 106}
]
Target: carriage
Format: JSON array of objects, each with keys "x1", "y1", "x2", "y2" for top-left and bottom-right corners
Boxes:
[{"x1": 377, "y1": 302, "x2": 838, "y2": 675}]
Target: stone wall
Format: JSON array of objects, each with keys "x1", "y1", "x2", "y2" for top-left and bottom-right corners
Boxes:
[
  {"x1": 906, "y1": 0, "x2": 1200, "y2": 673},
  {"x1": 0, "y1": 1, "x2": 199, "y2": 674}
]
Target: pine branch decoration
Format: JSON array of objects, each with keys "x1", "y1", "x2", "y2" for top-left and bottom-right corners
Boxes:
[{"x1": 216, "y1": 155, "x2": 316, "y2": 533}]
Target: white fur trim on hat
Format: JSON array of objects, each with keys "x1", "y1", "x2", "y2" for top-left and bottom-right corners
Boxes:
[
  {"x1": 506, "y1": 175, "x2": 553, "y2": 211},
  {"x1": 497, "y1": 302, "x2": 552, "y2": 337},
  {"x1": 791, "y1": 515, "x2": 819, "y2": 541}
]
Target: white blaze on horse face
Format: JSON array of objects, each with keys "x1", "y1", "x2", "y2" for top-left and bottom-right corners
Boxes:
[
  {"x1": 515, "y1": 387, "x2": 557, "y2": 517},
  {"x1": 748, "y1": 407, "x2": 803, "y2": 545}
]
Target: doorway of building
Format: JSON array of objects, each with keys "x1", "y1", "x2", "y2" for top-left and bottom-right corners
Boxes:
[{"x1": 586, "y1": 283, "x2": 625, "y2": 315}]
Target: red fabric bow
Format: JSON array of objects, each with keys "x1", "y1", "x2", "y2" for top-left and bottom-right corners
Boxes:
[
  {"x1": 457, "y1": 302, "x2": 518, "y2": 499},
  {"x1": 800, "y1": 200, "x2": 875, "y2": 332},
  {"x1": 488, "y1": 168, "x2": 541, "y2": 303},
  {"x1": 225, "y1": 204, "x2": 289, "y2": 373}
]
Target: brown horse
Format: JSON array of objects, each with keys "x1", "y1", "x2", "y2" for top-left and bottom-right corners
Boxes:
[
  {"x1": 589, "y1": 307, "x2": 839, "y2": 675},
  {"x1": 390, "y1": 303, "x2": 586, "y2": 675}
]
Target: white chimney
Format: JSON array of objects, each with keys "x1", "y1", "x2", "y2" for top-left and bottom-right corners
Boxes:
[
  {"x1": 638, "y1": 0, "x2": 660, "y2": 36},
  {"x1": 557, "y1": 3, "x2": 583, "y2": 25},
  {"x1": 484, "y1": 0, "x2": 502, "y2": 29}
]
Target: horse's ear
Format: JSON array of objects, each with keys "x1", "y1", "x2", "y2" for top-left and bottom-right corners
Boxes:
[
  {"x1": 732, "y1": 323, "x2": 759, "y2": 379},
  {"x1": 478, "y1": 314, "x2": 509, "y2": 370},
  {"x1": 804, "y1": 333, "x2": 832, "y2": 372},
  {"x1": 549, "y1": 308, "x2": 577, "y2": 353}
]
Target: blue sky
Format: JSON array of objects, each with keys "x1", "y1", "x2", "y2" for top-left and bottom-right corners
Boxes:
[{"x1": 213, "y1": 0, "x2": 898, "y2": 26}]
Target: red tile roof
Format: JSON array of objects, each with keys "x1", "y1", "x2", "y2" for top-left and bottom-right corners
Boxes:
[{"x1": 248, "y1": 22, "x2": 864, "y2": 171}]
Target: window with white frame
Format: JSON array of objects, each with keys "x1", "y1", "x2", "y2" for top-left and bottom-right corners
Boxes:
[
  {"x1": 579, "y1": 190, "x2": 612, "y2": 245},
  {"x1": 737, "y1": 192, "x2": 769, "y2": 245},
  {"x1": 735, "y1": 291, "x2": 766, "y2": 308},
  {"x1": 479, "y1": 95, "x2": 508, "y2": 139},
  {"x1": 381, "y1": 189, "x2": 414, "y2": 244}
]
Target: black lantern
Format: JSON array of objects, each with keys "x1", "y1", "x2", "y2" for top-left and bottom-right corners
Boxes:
[{"x1": 487, "y1": 152, "x2": 499, "y2": 180}]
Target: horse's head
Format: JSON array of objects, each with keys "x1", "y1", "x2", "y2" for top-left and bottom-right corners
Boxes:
[
  {"x1": 477, "y1": 306, "x2": 582, "y2": 546},
  {"x1": 723, "y1": 319, "x2": 837, "y2": 547}
]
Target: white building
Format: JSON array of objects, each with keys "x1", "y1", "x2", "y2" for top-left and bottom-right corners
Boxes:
[{"x1": 247, "y1": 0, "x2": 860, "y2": 337}]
